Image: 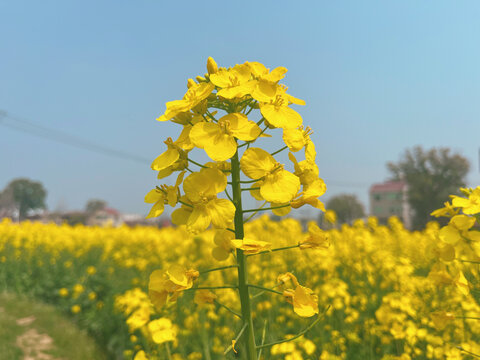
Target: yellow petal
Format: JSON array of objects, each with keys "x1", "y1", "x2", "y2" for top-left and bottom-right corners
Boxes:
[
  {"x1": 240, "y1": 147, "x2": 277, "y2": 179},
  {"x1": 151, "y1": 148, "x2": 179, "y2": 171},
  {"x1": 171, "y1": 207, "x2": 191, "y2": 226},
  {"x1": 217, "y1": 82, "x2": 256, "y2": 99},
  {"x1": 271, "y1": 202, "x2": 291, "y2": 216},
  {"x1": 438, "y1": 225, "x2": 461, "y2": 245},
  {"x1": 146, "y1": 201, "x2": 165, "y2": 219},
  {"x1": 283, "y1": 129, "x2": 306, "y2": 152},
  {"x1": 263, "y1": 67, "x2": 288, "y2": 82},
  {"x1": 222, "y1": 113, "x2": 261, "y2": 141},
  {"x1": 183, "y1": 168, "x2": 227, "y2": 202},
  {"x1": 145, "y1": 189, "x2": 164, "y2": 204},
  {"x1": 261, "y1": 170, "x2": 300, "y2": 203},
  {"x1": 450, "y1": 215, "x2": 476, "y2": 231},
  {"x1": 190, "y1": 122, "x2": 223, "y2": 149},
  {"x1": 251, "y1": 80, "x2": 278, "y2": 102},
  {"x1": 206, "y1": 198, "x2": 235, "y2": 228},
  {"x1": 260, "y1": 103, "x2": 302, "y2": 129},
  {"x1": 204, "y1": 133, "x2": 237, "y2": 161},
  {"x1": 187, "y1": 205, "x2": 211, "y2": 234},
  {"x1": 157, "y1": 100, "x2": 191, "y2": 122}
]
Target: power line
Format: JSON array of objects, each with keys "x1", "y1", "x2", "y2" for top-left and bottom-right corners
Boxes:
[{"x1": 0, "y1": 110, "x2": 151, "y2": 165}]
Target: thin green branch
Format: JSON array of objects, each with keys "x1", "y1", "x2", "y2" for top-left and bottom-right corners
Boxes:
[
  {"x1": 257, "y1": 320, "x2": 268, "y2": 360},
  {"x1": 243, "y1": 204, "x2": 290, "y2": 213},
  {"x1": 224, "y1": 323, "x2": 248, "y2": 355},
  {"x1": 457, "y1": 346, "x2": 480, "y2": 358},
  {"x1": 251, "y1": 283, "x2": 282, "y2": 299},
  {"x1": 225, "y1": 188, "x2": 233, "y2": 202},
  {"x1": 188, "y1": 158, "x2": 207, "y2": 168},
  {"x1": 256, "y1": 307, "x2": 330, "y2": 349},
  {"x1": 178, "y1": 200, "x2": 193, "y2": 208},
  {"x1": 247, "y1": 244, "x2": 300, "y2": 257},
  {"x1": 228, "y1": 178, "x2": 262, "y2": 184},
  {"x1": 247, "y1": 284, "x2": 283, "y2": 295},
  {"x1": 226, "y1": 227, "x2": 236, "y2": 233},
  {"x1": 165, "y1": 342, "x2": 172, "y2": 360},
  {"x1": 186, "y1": 285, "x2": 238, "y2": 291},
  {"x1": 200, "y1": 265, "x2": 238, "y2": 275},
  {"x1": 241, "y1": 187, "x2": 260, "y2": 191},
  {"x1": 459, "y1": 259, "x2": 480, "y2": 264},
  {"x1": 244, "y1": 202, "x2": 268, "y2": 223},
  {"x1": 214, "y1": 299, "x2": 242, "y2": 319},
  {"x1": 270, "y1": 145, "x2": 288, "y2": 156},
  {"x1": 457, "y1": 316, "x2": 480, "y2": 320}
]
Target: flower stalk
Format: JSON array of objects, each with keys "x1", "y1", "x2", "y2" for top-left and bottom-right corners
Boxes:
[{"x1": 231, "y1": 148, "x2": 258, "y2": 359}]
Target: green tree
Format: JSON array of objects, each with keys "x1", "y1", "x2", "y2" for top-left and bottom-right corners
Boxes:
[
  {"x1": 325, "y1": 194, "x2": 365, "y2": 224},
  {"x1": 85, "y1": 199, "x2": 107, "y2": 214},
  {"x1": 2, "y1": 178, "x2": 47, "y2": 220},
  {"x1": 387, "y1": 146, "x2": 470, "y2": 230}
]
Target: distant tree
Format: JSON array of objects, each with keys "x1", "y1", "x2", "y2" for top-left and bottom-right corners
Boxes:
[
  {"x1": 2, "y1": 178, "x2": 47, "y2": 220},
  {"x1": 0, "y1": 186, "x2": 16, "y2": 218},
  {"x1": 85, "y1": 199, "x2": 107, "y2": 214},
  {"x1": 326, "y1": 194, "x2": 365, "y2": 224},
  {"x1": 387, "y1": 146, "x2": 469, "y2": 230}
]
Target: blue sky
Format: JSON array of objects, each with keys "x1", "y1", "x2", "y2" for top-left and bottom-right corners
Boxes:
[{"x1": 1, "y1": 1, "x2": 479, "y2": 217}]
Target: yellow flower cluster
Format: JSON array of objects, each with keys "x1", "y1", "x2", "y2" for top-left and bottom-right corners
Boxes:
[
  {"x1": 1, "y1": 214, "x2": 480, "y2": 358},
  {"x1": 147, "y1": 57, "x2": 326, "y2": 231}
]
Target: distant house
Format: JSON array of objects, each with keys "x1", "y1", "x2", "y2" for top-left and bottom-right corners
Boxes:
[
  {"x1": 369, "y1": 181, "x2": 411, "y2": 228},
  {"x1": 87, "y1": 207, "x2": 123, "y2": 227}
]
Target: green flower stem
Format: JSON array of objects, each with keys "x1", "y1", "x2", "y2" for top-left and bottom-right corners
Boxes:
[
  {"x1": 257, "y1": 320, "x2": 268, "y2": 360},
  {"x1": 199, "y1": 310, "x2": 212, "y2": 360},
  {"x1": 459, "y1": 259, "x2": 480, "y2": 264},
  {"x1": 231, "y1": 148, "x2": 258, "y2": 360},
  {"x1": 241, "y1": 187, "x2": 260, "y2": 191},
  {"x1": 270, "y1": 145, "x2": 288, "y2": 156},
  {"x1": 178, "y1": 200, "x2": 193, "y2": 208},
  {"x1": 165, "y1": 343, "x2": 172, "y2": 360},
  {"x1": 256, "y1": 313, "x2": 324, "y2": 349},
  {"x1": 251, "y1": 283, "x2": 282, "y2": 299},
  {"x1": 244, "y1": 202, "x2": 267, "y2": 223},
  {"x1": 243, "y1": 204, "x2": 290, "y2": 213},
  {"x1": 247, "y1": 244, "x2": 300, "y2": 257},
  {"x1": 247, "y1": 284, "x2": 283, "y2": 295},
  {"x1": 457, "y1": 346, "x2": 480, "y2": 358},
  {"x1": 199, "y1": 265, "x2": 238, "y2": 275},
  {"x1": 228, "y1": 178, "x2": 262, "y2": 184},
  {"x1": 457, "y1": 316, "x2": 480, "y2": 320},
  {"x1": 226, "y1": 228, "x2": 236, "y2": 233},
  {"x1": 187, "y1": 158, "x2": 207, "y2": 168},
  {"x1": 186, "y1": 285, "x2": 238, "y2": 290},
  {"x1": 223, "y1": 323, "x2": 248, "y2": 355},
  {"x1": 214, "y1": 299, "x2": 242, "y2": 319},
  {"x1": 225, "y1": 188, "x2": 233, "y2": 202}
]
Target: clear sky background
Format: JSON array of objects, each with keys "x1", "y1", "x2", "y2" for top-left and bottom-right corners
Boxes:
[{"x1": 1, "y1": 1, "x2": 479, "y2": 218}]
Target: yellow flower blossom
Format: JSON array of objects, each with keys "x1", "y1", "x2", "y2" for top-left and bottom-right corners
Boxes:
[
  {"x1": 147, "y1": 318, "x2": 177, "y2": 344},
  {"x1": 171, "y1": 168, "x2": 235, "y2": 233},
  {"x1": 157, "y1": 81, "x2": 214, "y2": 122},
  {"x1": 149, "y1": 265, "x2": 199, "y2": 309},
  {"x1": 209, "y1": 63, "x2": 255, "y2": 99},
  {"x1": 300, "y1": 222, "x2": 330, "y2": 249},
  {"x1": 240, "y1": 147, "x2": 300, "y2": 203},
  {"x1": 231, "y1": 238, "x2": 271, "y2": 254},
  {"x1": 189, "y1": 113, "x2": 261, "y2": 161},
  {"x1": 145, "y1": 171, "x2": 185, "y2": 219}
]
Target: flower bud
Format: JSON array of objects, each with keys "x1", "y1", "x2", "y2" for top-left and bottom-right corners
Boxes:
[
  {"x1": 206, "y1": 57, "x2": 218, "y2": 74},
  {"x1": 187, "y1": 78, "x2": 196, "y2": 88}
]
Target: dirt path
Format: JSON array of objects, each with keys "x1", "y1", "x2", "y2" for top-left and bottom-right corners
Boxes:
[{"x1": 15, "y1": 316, "x2": 61, "y2": 360}]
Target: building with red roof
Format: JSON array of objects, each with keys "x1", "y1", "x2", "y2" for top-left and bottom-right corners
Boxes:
[{"x1": 369, "y1": 180, "x2": 411, "y2": 228}]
